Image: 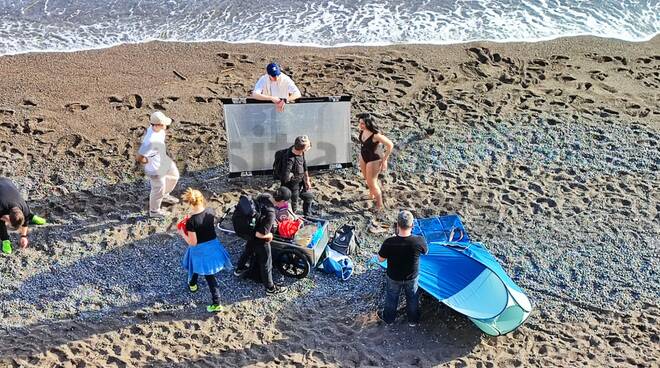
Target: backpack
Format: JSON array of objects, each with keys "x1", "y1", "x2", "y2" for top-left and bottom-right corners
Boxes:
[
  {"x1": 329, "y1": 224, "x2": 359, "y2": 256},
  {"x1": 231, "y1": 195, "x2": 262, "y2": 240},
  {"x1": 272, "y1": 147, "x2": 290, "y2": 181}
]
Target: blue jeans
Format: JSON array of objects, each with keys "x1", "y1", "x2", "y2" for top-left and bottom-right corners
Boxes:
[{"x1": 383, "y1": 276, "x2": 420, "y2": 324}]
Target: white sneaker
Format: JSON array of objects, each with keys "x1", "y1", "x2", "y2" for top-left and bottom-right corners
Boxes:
[
  {"x1": 149, "y1": 209, "x2": 170, "y2": 218},
  {"x1": 162, "y1": 195, "x2": 179, "y2": 205}
]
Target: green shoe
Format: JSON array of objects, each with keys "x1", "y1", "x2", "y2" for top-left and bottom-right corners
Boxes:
[
  {"x1": 189, "y1": 284, "x2": 198, "y2": 293},
  {"x1": 2, "y1": 240, "x2": 12, "y2": 255},
  {"x1": 31, "y1": 215, "x2": 47, "y2": 225},
  {"x1": 206, "y1": 304, "x2": 223, "y2": 313}
]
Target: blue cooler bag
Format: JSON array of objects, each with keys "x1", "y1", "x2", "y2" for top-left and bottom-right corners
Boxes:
[{"x1": 321, "y1": 248, "x2": 354, "y2": 281}]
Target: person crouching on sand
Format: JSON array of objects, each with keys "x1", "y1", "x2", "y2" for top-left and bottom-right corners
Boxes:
[
  {"x1": 0, "y1": 177, "x2": 47, "y2": 254},
  {"x1": 135, "y1": 111, "x2": 180, "y2": 218},
  {"x1": 178, "y1": 188, "x2": 232, "y2": 313},
  {"x1": 357, "y1": 113, "x2": 394, "y2": 212}
]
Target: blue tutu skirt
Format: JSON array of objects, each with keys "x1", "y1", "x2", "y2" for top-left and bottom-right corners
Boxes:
[{"x1": 181, "y1": 238, "x2": 233, "y2": 282}]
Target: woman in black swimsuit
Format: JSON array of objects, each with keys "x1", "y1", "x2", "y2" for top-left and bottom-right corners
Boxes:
[{"x1": 357, "y1": 113, "x2": 394, "y2": 211}]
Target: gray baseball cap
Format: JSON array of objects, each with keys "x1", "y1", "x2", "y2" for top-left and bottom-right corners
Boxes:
[{"x1": 397, "y1": 210, "x2": 414, "y2": 229}]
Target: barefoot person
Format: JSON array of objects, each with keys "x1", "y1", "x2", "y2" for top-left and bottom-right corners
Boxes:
[
  {"x1": 136, "y1": 111, "x2": 180, "y2": 218},
  {"x1": 357, "y1": 113, "x2": 394, "y2": 211},
  {"x1": 178, "y1": 188, "x2": 232, "y2": 313},
  {"x1": 0, "y1": 177, "x2": 46, "y2": 254},
  {"x1": 377, "y1": 210, "x2": 428, "y2": 326},
  {"x1": 252, "y1": 62, "x2": 301, "y2": 112}
]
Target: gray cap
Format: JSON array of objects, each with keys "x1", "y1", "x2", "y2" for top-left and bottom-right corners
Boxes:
[{"x1": 397, "y1": 210, "x2": 414, "y2": 229}]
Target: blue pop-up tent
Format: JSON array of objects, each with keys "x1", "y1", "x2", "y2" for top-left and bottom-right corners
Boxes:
[{"x1": 378, "y1": 215, "x2": 532, "y2": 336}]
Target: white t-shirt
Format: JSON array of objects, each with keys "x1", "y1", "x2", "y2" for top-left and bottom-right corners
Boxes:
[
  {"x1": 138, "y1": 126, "x2": 172, "y2": 176},
  {"x1": 253, "y1": 73, "x2": 300, "y2": 99}
]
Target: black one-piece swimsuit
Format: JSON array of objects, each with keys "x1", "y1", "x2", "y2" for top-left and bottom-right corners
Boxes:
[{"x1": 360, "y1": 131, "x2": 381, "y2": 163}]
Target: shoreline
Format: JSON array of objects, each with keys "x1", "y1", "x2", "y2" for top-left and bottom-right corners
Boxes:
[
  {"x1": 1, "y1": 35, "x2": 658, "y2": 367},
  {"x1": 2, "y1": 32, "x2": 659, "y2": 57}
]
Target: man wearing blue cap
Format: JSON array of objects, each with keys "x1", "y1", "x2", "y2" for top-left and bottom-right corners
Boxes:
[{"x1": 252, "y1": 63, "x2": 301, "y2": 112}]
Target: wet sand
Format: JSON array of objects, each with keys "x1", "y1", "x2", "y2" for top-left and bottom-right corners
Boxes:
[{"x1": 0, "y1": 36, "x2": 659, "y2": 367}]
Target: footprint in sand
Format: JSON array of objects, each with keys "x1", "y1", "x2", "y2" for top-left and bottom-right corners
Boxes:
[
  {"x1": 597, "y1": 54, "x2": 628, "y2": 65},
  {"x1": 218, "y1": 52, "x2": 254, "y2": 65},
  {"x1": 108, "y1": 94, "x2": 143, "y2": 110},
  {"x1": 550, "y1": 55, "x2": 570, "y2": 62},
  {"x1": 193, "y1": 96, "x2": 216, "y2": 103},
  {"x1": 635, "y1": 57, "x2": 654, "y2": 64},
  {"x1": 589, "y1": 70, "x2": 608, "y2": 81},
  {"x1": 22, "y1": 117, "x2": 51, "y2": 135},
  {"x1": 52, "y1": 134, "x2": 83, "y2": 156},
  {"x1": 22, "y1": 99, "x2": 37, "y2": 107},
  {"x1": 64, "y1": 102, "x2": 89, "y2": 113},
  {"x1": 149, "y1": 96, "x2": 179, "y2": 111}
]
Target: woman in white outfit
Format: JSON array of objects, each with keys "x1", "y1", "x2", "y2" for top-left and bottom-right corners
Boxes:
[{"x1": 135, "y1": 111, "x2": 180, "y2": 218}]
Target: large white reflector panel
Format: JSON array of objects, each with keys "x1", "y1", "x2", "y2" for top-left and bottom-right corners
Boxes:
[{"x1": 222, "y1": 97, "x2": 352, "y2": 176}]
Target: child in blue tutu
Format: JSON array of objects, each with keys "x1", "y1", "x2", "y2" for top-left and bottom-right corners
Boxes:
[{"x1": 178, "y1": 188, "x2": 232, "y2": 312}]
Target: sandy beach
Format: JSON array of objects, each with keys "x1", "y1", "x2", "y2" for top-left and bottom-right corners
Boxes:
[{"x1": 0, "y1": 35, "x2": 659, "y2": 367}]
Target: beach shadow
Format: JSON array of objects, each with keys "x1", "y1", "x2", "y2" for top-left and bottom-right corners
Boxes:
[
  {"x1": 1, "y1": 251, "x2": 482, "y2": 366},
  {"x1": 142, "y1": 271, "x2": 482, "y2": 367},
  {"x1": 0, "y1": 229, "x2": 285, "y2": 361}
]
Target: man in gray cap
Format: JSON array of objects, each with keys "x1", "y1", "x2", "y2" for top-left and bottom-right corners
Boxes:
[
  {"x1": 135, "y1": 111, "x2": 180, "y2": 218},
  {"x1": 275, "y1": 135, "x2": 313, "y2": 216},
  {"x1": 377, "y1": 210, "x2": 428, "y2": 326}
]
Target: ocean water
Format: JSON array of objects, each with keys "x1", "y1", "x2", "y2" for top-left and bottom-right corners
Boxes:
[{"x1": 0, "y1": 0, "x2": 658, "y2": 55}]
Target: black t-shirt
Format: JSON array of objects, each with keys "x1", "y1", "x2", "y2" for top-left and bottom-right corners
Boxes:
[
  {"x1": 185, "y1": 208, "x2": 217, "y2": 244},
  {"x1": 0, "y1": 177, "x2": 31, "y2": 225},
  {"x1": 250, "y1": 205, "x2": 276, "y2": 246},
  {"x1": 378, "y1": 235, "x2": 429, "y2": 281},
  {"x1": 284, "y1": 148, "x2": 307, "y2": 183}
]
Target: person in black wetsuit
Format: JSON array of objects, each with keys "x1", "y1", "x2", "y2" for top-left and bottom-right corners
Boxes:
[
  {"x1": 357, "y1": 113, "x2": 394, "y2": 211},
  {"x1": 0, "y1": 177, "x2": 47, "y2": 254}
]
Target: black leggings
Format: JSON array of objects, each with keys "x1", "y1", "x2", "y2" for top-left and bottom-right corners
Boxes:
[
  {"x1": 0, "y1": 221, "x2": 8, "y2": 242},
  {"x1": 189, "y1": 273, "x2": 220, "y2": 305},
  {"x1": 237, "y1": 240, "x2": 274, "y2": 290}
]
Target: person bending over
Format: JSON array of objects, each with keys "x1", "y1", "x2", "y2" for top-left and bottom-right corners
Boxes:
[
  {"x1": 0, "y1": 177, "x2": 46, "y2": 254},
  {"x1": 377, "y1": 210, "x2": 428, "y2": 326},
  {"x1": 357, "y1": 113, "x2": 394, "y2": 212},
  {"x1": 252, "y1": 62, "x2": 301, "y2": 112},
  {"x1": 234, "y1": 193, "x2": 287, "y2": 295}
]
